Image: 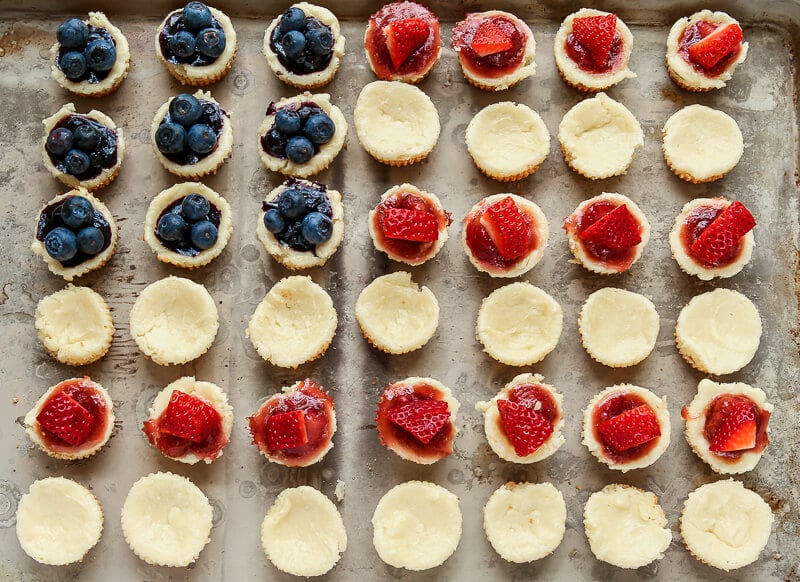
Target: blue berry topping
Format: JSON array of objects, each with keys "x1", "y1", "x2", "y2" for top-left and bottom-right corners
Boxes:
[
  {"x1": 56, "y1": 19, "x2": 116, "y2": 84},
  {"x1": 278, "y1": 188, "x2": 307, "y2": 219},
  {"x1": 64, "y1": 149, "x2": 91, "y2": 175},
  {"x1": 169, "y1": 93, "x2": 203, "y2": 127},
  {"x1": 279, "y1": 7, "x2": 307, "y2": 33},
  {"x1": 57, "y1": 18, "x2": 89, "y2": 49},
  {"x1": 301, "y1": 212, "x2": 333, "y2": 245},
  {"x1": 262, "y1": 101, "x2": 334, "y2": 163},
  {"x1": 59, "y1": 51, "x2": 87, "y2": 80},
  {"x1": 46, "y1": 115, "x2": 118, "y2": 179},
  {"x1": 187, "y1": 123, "x2": 217, "y2": 154},
  {"x1": 196, "y1": 27, "x2": 225, "y2": 58},
  {"x1": 73, "y1": 123, "x2": 100, "y2": 151},
  {"x1": 275, "y1": 109, "x2": 302, "y2": 134},
  {"x1": 46, "y1": 128, "x2": 74, "y2": 156},
  {"x1": 270, "y1": 10, "x2": 335, "y2": 75},
  {"x1": 303, "y1": 113, "x2": 335, "y2": 145},
  {"x1": 155, "y1": 194, "x2": 222, "y2": 256},
  {"x1": 263, "y1": 208, "x2": 285, "y2": 233},
  {"x1": 76, "y1": 226, "x2": 105, "y2": 255},
  {"x1": 261, "y1": 179, "x2": 335, "y2": 252},
  {"x1": 157, "y1": 213, "x2": 189, "y2": 242},
  {"x1": 190, "y1": 220, "x2": 218, "y2": 250},
  {"x1": 61, "y1": 195, "x2": 94, "y2": 228},
  {"x1": 181, "y1": 2, "x2": 213, "y2": 31},
  {"x1": 281, "y1": 30, "x2": 307, "y2": 58},
  {"x1": 159, "y1": 3, "x2": 225, "y2": 67},
  {"x1": 155, "y1": 122, "x2": 188, "y2": 155},
  {"x1": 285, "y1": 136, "x2": 314, "y2": 164},
  {"x1": 169, "y1": 30, "x2": 197, "y2": 59},
  {"x1": 156, "y1": 97, "x2": 224, "y2": 165},
  {"x1": 37, "y1": 195, "x2": 112, "y2": 267},
  {"x1": 84, "y1": 39, "x2": 116, "y2": 72},
  {"x1": 45, "y1": 227, "x2": 78, "y2": 262},
  {"x1": 181, "y1": 193, "x2": 211, "y2": 221},
  {"x1": 306, "y1": 27, "x2": 334, "y2": 56}
]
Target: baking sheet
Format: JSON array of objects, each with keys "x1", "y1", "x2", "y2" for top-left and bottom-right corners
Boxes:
[{"x1": 0, "y1": 1, "x2": 798, "y2": 580}]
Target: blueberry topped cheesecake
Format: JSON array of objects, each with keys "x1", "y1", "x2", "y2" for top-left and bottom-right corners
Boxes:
[
  {"x1": 151, "y1": 90, "x2": 233, "y2": 178},
  {"x1": 264, "y1": 3, "x2": 346, "y2": 89},
  {"x1": 50, "y1": 13, "x2": 130, "y2": 97},
  {"x1": 42, "y1": 104, "x2": 125, "y2": 191},
  {"x1": 155, "y1": 1, "x2": 238, "y2": 85}
]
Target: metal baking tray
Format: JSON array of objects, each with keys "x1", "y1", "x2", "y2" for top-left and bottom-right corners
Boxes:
[{"x1": 0, "y1": 1, "x2": 798, "y2": 580}]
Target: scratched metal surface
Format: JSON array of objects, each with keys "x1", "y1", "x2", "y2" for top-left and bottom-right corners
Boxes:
[{"x1": 0, "y1": 1, "x2": 798, "y2": 580}]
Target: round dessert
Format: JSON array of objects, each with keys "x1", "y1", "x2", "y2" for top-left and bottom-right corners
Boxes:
[
  {"x1": 129, "y1": 276, "x2": 219, "y2": 366},
  {"x1": 257, "y1": 178, "x2": 344, "y2": 270},
  {"x1": 372, "y1": 481, "x2": 462, "y2": 571},
  {"x1": 355, "y1": 271, "x2": 439, "y2": 354},
  {"x1": 476, "y1": 282, "x2": 562, "y2": 366},
  {"x1": 462, "y1": 194, "x2": 549, "y2": 277},
  {"x1": 261, "y1": 486, "x2": 347, "y2": 577},
  {"x1": 16, "y1": 477, "x2": 103, "y2": 565},
  {"x1": 258, "y1": 92, "x2": 347, "y2": 178},
  {"x1": 368, "y1": 183, "x2": 451, "y2": 266},
  {"x1": 121, "y1": 472, "x2": 213, "y2": 567},
  {"x1": 42, "y1": 103, "x2": 125, "y2": 191},
  {"x1": 675, "y1": 288, "x2": 762, "y2": 375},
  {"x1": 24, "y1": 376, "x2": 114, "y2": 461},
  {"x1": 451, "y1": 11, "x2": 536, "y2": 91},
  {"x1": 483, "y1": 482, "x2": 566, "y2": 563},
  {"x1": 155, "y1": 1, "x2": 237, "y2": 86},
  {"x1": 151, "y1": 90, "x2": 233, "y2": 179},
  {"x1": 364, "y1": 1, "x2": 441, "y2": 83},
  {"x1": 669, "y1": 197, "x2": 755, "y2": 280},
  {"x1": 353, "y1": 80, "x2": 439, "y2": 166},
  {"x1": 375, "y1": 377, "x2": 459, "y2": 465},
  {"x1": 264, "y1": 3, "x2": 346, "y2": 89},
  {"x1": 50, "y1": 13, "x2": 130, "y2": 97},
  {"x1": 584, "y1": 484, "x2": 671, "y2": 569},
  {"x1": 247, "y1": 276, "x2": 337, "y2": 368},
  {"x1": 582, "y1": 384, "x2": 670, "y2": 472},
  {"x1": 142, "y1": 376, "x2": 233, "y2": 465},
  {"x1": 554, "y1": 9, "x2": 635, "y2": 91},
  {"x1": 558, "y1": 93, "x2": 643, "y2": 179},
  {"x1": 666, "y1": 10, "x2": 748, "y2": 92},
  {"x1": 35, "y1": 285, "x2": 114, "y2": 366},
  {"x1": 578, "y1": 287, "x2": 659, "y2": 367},
  {"x1": 681, "y1": 480, "x2": 773, "y2": 571},
  {"x1": 32, "y1": 189, "x2": 119, "y2": 282},
  {"x1": 563, "y1": 192, "x2": 651, "y2": 275},
  {"x1": 465, "y1": 102, "x2": 550, "y2": 181},
  {"x1": 683, "y1": 379, "x2": 772, "y2": 475},
  {"x1": 144, "y1": 182, "x2": 232, "y2": 269},
  {"x1": 662, "y1": 105, "x2": 744, "y2": 182},
  {"x1": 475, "y1": 373, "x2": 565, "y2": 464},
  {"x1": 248, "y1": 379, "x2": 336, "y2": 467}
]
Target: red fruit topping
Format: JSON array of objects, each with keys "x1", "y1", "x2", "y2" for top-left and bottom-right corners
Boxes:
[
  {"x1": 598, "y1": 404, "x2": 661, "y2": 452},
  {"x1": 690, "y1": 201, "x2": 755, "y2": 266},
  {"x1": 688, "y1": 23, "x2": 744, "y2": 70},
  {"x1": 578, "y1": 204, "x2": 642, "y2": 250},
  {"x1": 36, "y1": 392, "x2": 95, "y2": 446},
  {"x1": 384, "y1": 17, "x2": 430, "y2": 70},
  {"x1": 497, "y1": 399, "x2": 554, "y2": 457},
  {"x1": 266, "y1": 410, "x2": 309, "y2": 450},
  {"x1": 470, "y1": 20, "x2": 513, "y2": 57},
  {"x1": 479, "y1": 196, "x2": 531, "y2": 260},
  {"x1": 571, "y1": 14, "x2": 617, "y2": 65},
  {"x1": 387, "y1": 399, "x2": 450, "y2": 444},
  {"x1": 383, "y1": 208, "x2": 439, "y2": 242},
  {"x1": 159, "y1": 390, "x2": 222, "y2": 444},
  {"x1": 708, "y1": 397, "x2": 757, "y2": 453}
]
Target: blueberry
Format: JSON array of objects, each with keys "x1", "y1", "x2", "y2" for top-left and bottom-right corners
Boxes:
[
  {"x1": 303, "y1": 113, "x2": 335, "y2": 145},
  {"x1": 196, "y1": 27, "x2": 225, "y2": 58},
  {"x1": 279, "y1": 7, "x2": 307, "y2": 33},
  {"x1": 190, "y1": 220, "x2": 218, "y2": 249},
  {"x1": 155, "y1": 122, "x2": 187, "y2": 154},
  {"x1": 281, "y1": 30, "x2": 307, "y2": 58},
  {"x1": 274, "y1": 109, "x2": 302, "y2": 134},
  {"x1": 72, "y1": 123, "x2": 100, "y2": 151},
  {"x1": 84, "y1": 39, "x2": 116, "y2": 72},
  {"x1": 187, "y1": 124, "x2": 217, "y2": 154},
  {"x1": 57, "y1": 18, "x2": 89, "y2": 49},
  {"x1": 157, "y1": 212, "x2": 188, "y2": 241},
  {"x1": 281, "y1": 222, "x2": 313, "y2": 252},
  {"x1": 263, "y1": 208, "x2": 285, "y2": 233},
  {"x1": 278, "y1": 188, "x2": 306, "y2": 219},
  {"x1": 76, "y1": 226, "x2": 105, "y2": 255},
  {"x1": 263, "y1": 128, "x2": 287, "y2": 157},
  {"x1": 306, "y1": 26, "x2": 333, "y2": 56},
  {"x1": 60, "y1": 195, "x2": 94, "y2": 228},
  {"x1": 59, "y1": 51, "x2": 87, "y2": 79},
  {"x1": 181, "y1": 193, "x2": 210, "y2": 221},
  {"x1": 169, "y1": 30, "x2": 196, "y2": 58},
  {"x1": 44, "y1": 227, "x2": 78, "y2": 262},
  {"x1": 64, "y1": 149, "x2": 91, "y2": 175},
  {"x1": 301, "y1": 212, "x2": 333, "y2": 244},
  {"x1": 181, "y1": 1, "x2": 214, "y2": 31},
  {"x1": 285, "y1": 136, "x2": 314, "y2": 164},
  {"x1": 46, "y1": 128, "x2": 74, "y2": 156},
  {"x1": 169, "y1": 93, "x2": 203, "y2": 127}
]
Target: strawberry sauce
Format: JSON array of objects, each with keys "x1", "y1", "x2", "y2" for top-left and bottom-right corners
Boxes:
[
  {"x1": 373, "y1": 191, "x2": 450, "y2": 262},
  {"x1": 464, "y1": 200, "x2": 535, "y2": 271},
  {"x1": 685, "y1": 394, "x2": 770, "y2": 462},
  {"x1": 36, "y1": 378, "x2": 109, "y2": 453},
  {"x1": 143, "y1": 394, "x2": 227, "y2": 462},
  {"x1": 678, "y1": 21, "x2": 742, "y2": 77},
  {"x1": 565, "y1": 200, "x2": 637, "y2": 271},
  {"x1": 496, "y1": 383, "x2": 559, "y2": 440},
  {"x1": 565, "y1": 32, "x2": 624, "y2": 73},
  {"x1": 591, "y1": 391, "x2": 659, "y2": 463},
  {"x1": 365, "y1": 1, "x2": 439, "y2": 79},
  {"x1": 679, "y1": 202, "x2": 745, "y2": 267},
  {"x1": 451, "y1": 14, "x2": 527, "y2": 78}
]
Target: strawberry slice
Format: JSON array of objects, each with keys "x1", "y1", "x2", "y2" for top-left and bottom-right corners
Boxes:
[
  {"x1": 266, "y1": 410, "x2": 309, "y2": 450},
  {"x1": 598, "y1": 404, "x2": 661, "y2": 452},
  {"x1": 159, "y1": 390, "x2": 221, "y2": 444},
  {"x1": 384, "y1": 17, "x2": 430, "y2": 70},
  {"x1": 479, "y1": 196, "x2": 531, "y2": 260},
  {"x1": 496, "y1": 399, "x2": 554, "y2": 457},
  {"x1": 709, "y1": 398, "x2": 757, "y2": 452},
  {"x1": 690, "y1": 201, "x2": 755, "y2": 266},
  {"x1": 387, "y1": 399, "x2": 450, "y2": 444},
  {"x1": 36, "y1": 391, "x2": 95, "y2": 446},
  {"x1": 470, "y1": 20, "x2": 513, "y2": 57},
  {"x1": 572, "y1": 14, "x2": 617, "y2": 65},
  {"x1": 578, "y1": 204, "x2": 642, "y2": 250},
  {"x1": 384, "y1": 208, "x2": 439, "y2": 242},
  {"x1": 688, "y1": 23, "x2": 743, "y2": 70}
]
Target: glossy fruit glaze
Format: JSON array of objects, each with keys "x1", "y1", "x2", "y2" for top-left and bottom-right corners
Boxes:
[
  {"x1": 451, "y1": 13, "x2": 527, "y2": 78},
  {"x1": 365, "y1": 1, "x2": 439, "y2": 79},
  {"x1": 36, "y1": 377, "x2": 109, "y2": 452},
  {"x1": 678, "y1": 20, "x2": 743, "y2": 77},
  {"x1": 565, "y1": 200, "x2": 637, "y2": 271},
  {"x1": 464, "y1": 199, "x2": 535, "y2": 271},
  {"x1": 591, "y1": 390, "x2": 660, "y2": 463},
  {"x1": 372, "y1": 190, "x2": 450, "y2": 262},
  {"x1": 679, "y1": 202, "x2": 744, "y2": 267}
]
